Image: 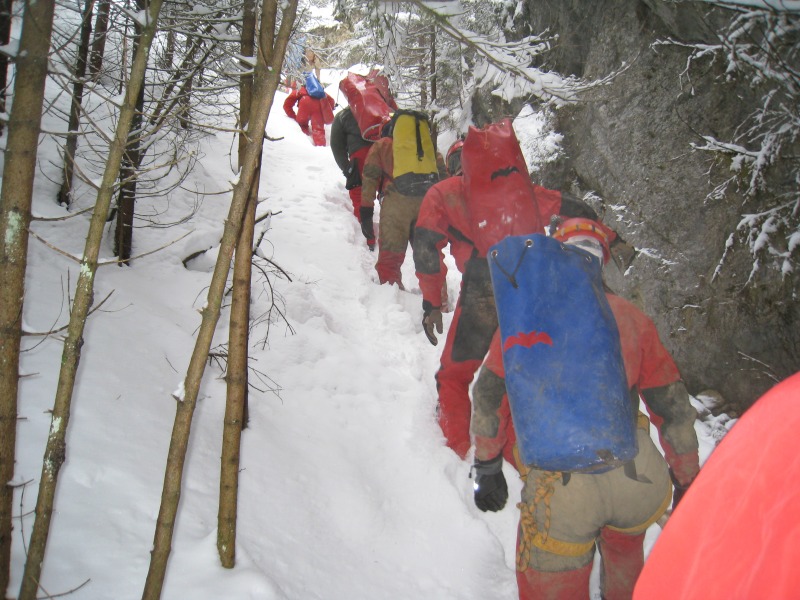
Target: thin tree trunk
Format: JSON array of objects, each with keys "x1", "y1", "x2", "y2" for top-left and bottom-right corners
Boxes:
[
  {"x1": 0, "y1": 0, "x2": 13, "y2": 137},
  {"x1": 88, "y1": 0, "x2": 110, "y2": 77},
  {"x1": 16, "y1": 1, "x2": 165, "y2": 597},
  {"x1": 56, "y1": 0, "x2": 96, "y2": 207},
  {"x1": 114, "y1": 0, "x2": 146, "y2": 263},
  {"x1": 177, "y1": 73, "x2": 191, "y2": 129},
  {"x1": 0, "y1": 0, "x2": 57, "y2": 596},
  {"x1": 217, "y1": 0, "x2": 258, "y2": 569},
  {"x1": 114, "y1": 84, "x2": 142, "y2": 262},
  {"x1": 141, "y1": 1, "x2": 297, "y2": 597},
  {"x1": 159, "y1": 23, "x2": 174, "y2": 70}
]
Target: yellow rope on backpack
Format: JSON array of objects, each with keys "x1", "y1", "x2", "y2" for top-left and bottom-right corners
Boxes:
[{"x1": 516, "y1": 471, "x2": 560, "y2": 571}]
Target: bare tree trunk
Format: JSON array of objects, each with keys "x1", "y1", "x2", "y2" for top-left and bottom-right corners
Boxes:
[
  {"x1": 0, "y1": 0, "x2": 57, "y2": 596},
  {"x1": 159, "y1": 25, "x2": 175, "y2": 70},
  {"x1": 114, "y1": 85, "x2": 142, "y2": 262},
  {"x1": 217, "y1": 0, "x2": 258, "y2": 569},
  {"x1": 141, "y1": 1, "x2": 298, "y2": 597},
  {"x1": 177, "y1": 73, "x2": 191, "y2": 129},
  {"x1": 0, "y1": 0, "x2": 13, "y2": 137},
  {"x1": 114, "y1": 0, "x2": 146, "y2": 263},
  {"x1": 89, "y1": 0, "x2": 110, "y2": 77},
  {"x1": 56, "y1": 0, "x2": 96, "y2": 207},
  {"x1": 16, "y1": 1, "x2": 165, "y2": 597}
]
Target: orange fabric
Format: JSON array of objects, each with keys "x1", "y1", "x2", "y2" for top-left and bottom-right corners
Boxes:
[{"x1": 633, "y1": 372, "x2": 800, "y2": 600}]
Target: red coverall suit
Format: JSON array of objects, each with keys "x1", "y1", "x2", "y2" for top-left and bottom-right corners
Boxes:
[
  {"x1": 283, "y1": 87, "x2": 334, "y2": 146},
  {"x1": 412, "y1": 176, "x2": 562, "y2": 459},
  {"x1": 472, "y1": 294, "x2": 700, "y2": 600}
]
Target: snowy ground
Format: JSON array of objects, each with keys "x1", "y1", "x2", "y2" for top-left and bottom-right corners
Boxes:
[{"x1": 5, "y1": 68, "x2": 729, "y2": 600}]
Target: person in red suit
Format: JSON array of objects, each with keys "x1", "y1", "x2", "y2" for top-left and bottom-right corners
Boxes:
[
  {"x1": 470, "y1": 219, "x2": 699, "y2": 600},
  {"x1": 283, "y1": 86, "x2": 334, "y2": 146}
]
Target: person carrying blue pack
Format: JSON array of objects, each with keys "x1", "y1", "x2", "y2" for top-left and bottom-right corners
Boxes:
[{"x1": 470, "y1": 218, "x2": 700, "y2": 600}]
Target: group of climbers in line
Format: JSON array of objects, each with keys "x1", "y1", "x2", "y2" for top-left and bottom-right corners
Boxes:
[{"x1": 319, "y1": 71, "x2": 700, "y2": 599}]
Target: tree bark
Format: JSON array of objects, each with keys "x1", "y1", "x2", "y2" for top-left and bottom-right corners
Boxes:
[
  {"x1": 0, "y1": 0, "x2": 57, "y2": 596},
  {"x1": 217, "y1": 0, "x2": 258, "y2": 569},
  {"x1": 114, "y1": 0, "x2": 146, "y2": 263},
  {"x1": 89, "y1": 0, "x2": 110, "y2": 77},
  {"x1": 141, "y1": 1, "x2": 298, "y2": 597},
  {"x1": 16, "y1": 1, "x2": 165, "y2": 597},
  {"x1": 56, "y1": 0, "x2": 97, "y2": 207}
]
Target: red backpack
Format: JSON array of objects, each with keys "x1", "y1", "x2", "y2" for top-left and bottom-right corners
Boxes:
[
  {"x1": 339, "y1": 70, "x2": 398, "y2": 141},
  {"x1": 461, "y1": 119, "x2": 543, "y2": 255}
]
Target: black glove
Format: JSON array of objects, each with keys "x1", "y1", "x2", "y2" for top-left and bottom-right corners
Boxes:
[
  {"x1": 345, "y1": 160, "x2": 362, "y2": 190},
  {"x1": 422, "y1": 302, "x2": 443, "y2": 346},
  {"x1": 472, "y1": 454, "x2": 508, "y2": 512},
  {"x1": 670, "y1": 469, "x2": 692, "y2": 509},
  {"x1": 359, "y1": 206, "x2": 375, "y2": 243}
]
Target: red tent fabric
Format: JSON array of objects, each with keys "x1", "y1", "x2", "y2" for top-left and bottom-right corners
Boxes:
[{"x1": 633, "y1": 371, "x2": 800, "y2": 599}]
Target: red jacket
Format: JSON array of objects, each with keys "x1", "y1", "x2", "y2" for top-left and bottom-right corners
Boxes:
[{"x1": 413, "y1": 176, "x2": 562, "y2": 309}]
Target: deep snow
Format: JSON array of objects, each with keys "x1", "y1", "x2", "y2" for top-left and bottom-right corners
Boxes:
[{"x1": 5, "y1": 66, "x2": 728, "y2": 600}]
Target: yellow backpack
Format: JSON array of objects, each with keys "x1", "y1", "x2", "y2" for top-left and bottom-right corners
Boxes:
[{"x1": 388, "y1": 110, "x2": 439, "y2": 197}]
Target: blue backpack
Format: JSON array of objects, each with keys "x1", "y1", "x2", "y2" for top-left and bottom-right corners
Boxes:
[
  {"x1": 304, "y1": 72, "x2": 326, "y2": 99},
  {"x1": 488, "y1": 233, "x2": 637, "y2": 472}
]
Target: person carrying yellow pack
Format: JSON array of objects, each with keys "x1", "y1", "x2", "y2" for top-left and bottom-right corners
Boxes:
[{"x1": 360, "y1": 109, "x2": 446, "y2": 288}]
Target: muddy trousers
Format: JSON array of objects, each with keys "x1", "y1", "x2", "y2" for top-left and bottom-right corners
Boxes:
[
  {"x1": 375, "y1": 193, "x2": 422, "y2": 287},
  {"x1": 516, "y1": 530, "x2": 646, "y2": 600},
  {"x1": 515, "y1": 429, "x2": 672, "y2": 600}
]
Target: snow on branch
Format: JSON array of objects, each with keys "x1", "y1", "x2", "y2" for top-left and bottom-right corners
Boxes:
[
  {"x1": 659, "y1": 3, "x2": 800, "y2": 283},
  {"x1": 404, "y1": 0, "x2": 627, "y2": 106}
]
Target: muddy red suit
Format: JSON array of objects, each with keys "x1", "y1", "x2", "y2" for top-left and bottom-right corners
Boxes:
[{"x1": 412, "y1": 119, "x2": 565, "y2": 460}]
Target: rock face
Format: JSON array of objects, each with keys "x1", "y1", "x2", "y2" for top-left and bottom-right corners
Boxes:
[{"x1": 517, "y1": 0, "x2": 799, "y2": 412}]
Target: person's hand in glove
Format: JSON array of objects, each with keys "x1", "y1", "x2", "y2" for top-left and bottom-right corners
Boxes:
[
  {"x1": 472, "y1": 454, "x2": 508, "y2": 512},
  {"x1": 359, "y1": 206, "x2": 376, "y2": 250},
  {"x1": 609, "y1": 236, "x2": 637, "y2": 272},
  {"x1": 670, "y1": 469, "x2": 693, "y2": 509},
  {"x1": 422, "y1": 303, "x2": 443, "y2": 346},
  {"x1": 344, "y1": 160, "x2": 362, "y2": 190}
]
